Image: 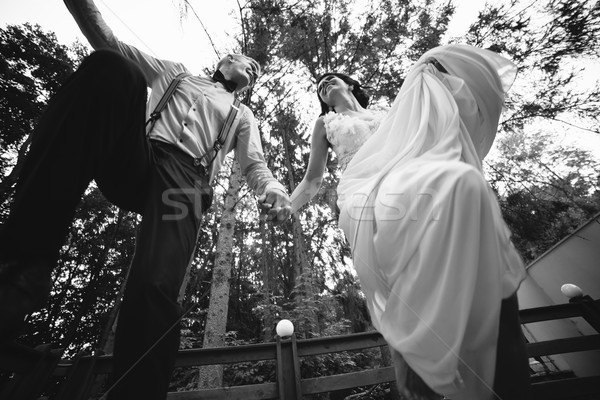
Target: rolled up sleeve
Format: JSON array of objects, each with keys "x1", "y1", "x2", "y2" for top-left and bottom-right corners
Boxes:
[{"x1": 235, "y1": 108, "x2": 287, "y2": 196}]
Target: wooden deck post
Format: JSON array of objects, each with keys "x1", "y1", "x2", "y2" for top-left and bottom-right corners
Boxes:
[
  {"x1": 276, "y1": 334, "x2": 302, "y2": 400},
  {"x1": 573, "y1": 296, "x2": 600, "y2": 333}
]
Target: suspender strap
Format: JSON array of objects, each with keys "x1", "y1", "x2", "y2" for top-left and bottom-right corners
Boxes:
[
  {"x1": 205, "y1": 96, "x2": 242, "y2": 167},
  {"x1": 145, "y1": 72, "x2": 242, "y2": 170},
  {"x1": 146, "y1": 72, "x2": 191, "y2": 132}
]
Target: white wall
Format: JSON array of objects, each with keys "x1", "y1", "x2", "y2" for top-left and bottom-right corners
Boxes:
[{"x1": 517, "y1": 213, "x2": 600, "y2": 377}]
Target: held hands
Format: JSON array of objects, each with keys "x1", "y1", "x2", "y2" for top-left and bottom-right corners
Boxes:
[{"x1": 257, "y1": 190, "x2": 292, "y2": 225}]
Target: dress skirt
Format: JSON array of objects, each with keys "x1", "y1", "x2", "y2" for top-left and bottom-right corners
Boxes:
[{"x1": 337, "y1": 45, "x2": 526, "y2": 399}]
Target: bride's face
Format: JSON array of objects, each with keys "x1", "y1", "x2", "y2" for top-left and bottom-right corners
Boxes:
[{"x1": 318, "y1": 76, "x2": 351, "y2": 105}]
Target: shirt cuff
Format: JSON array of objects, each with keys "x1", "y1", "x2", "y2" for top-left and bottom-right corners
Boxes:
[{"x1": 262, "y1": 181, "x2": 288, "y2": 197}]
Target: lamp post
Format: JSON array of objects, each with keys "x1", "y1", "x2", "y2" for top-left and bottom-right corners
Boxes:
[
  {"x1": 276, "y1": 319, "x2": 294, "y2": 338},
  {"x1": 560, "y1": 283, "x2": 584, "y2": 299},
  {"x1": 561, "y1": 283, "x2": 600, "y2": 333},
  {"x1": 275, "y1": 319, "x2": 301, "y2": 399}
]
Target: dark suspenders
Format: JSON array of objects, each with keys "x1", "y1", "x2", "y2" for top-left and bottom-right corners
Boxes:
[
  {"x1": 205, "y1": 96, "x2": 241, "y2": 166},
  {"x1": 146, "y1": 72, "x2": 190, "y2": 133},
  {"x1": 146, "y1": 73, "x2": 242, "y2": 168}
]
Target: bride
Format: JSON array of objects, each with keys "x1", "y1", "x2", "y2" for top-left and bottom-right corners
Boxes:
[{"x1": 290, "y1": 45, "x2": 530, "y2": 400}]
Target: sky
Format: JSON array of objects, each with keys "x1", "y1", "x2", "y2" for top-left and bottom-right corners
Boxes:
[
  {"x1": 0, "y1": 0, "x2": 489, "y2": 73},
  {"x1": 0, "y1": 0, "x2": 240, "y2": 72},
  {"x1": 1, "y1": 0, "x2": 598, "y2": 155}
]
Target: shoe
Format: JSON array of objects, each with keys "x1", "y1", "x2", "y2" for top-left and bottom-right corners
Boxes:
[{"x1": 0, "y1": 259, "x2": 52, "y2": 342}]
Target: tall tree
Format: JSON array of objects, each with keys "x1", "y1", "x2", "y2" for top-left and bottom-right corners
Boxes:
[
  {"x1": 0, "y1": 23, "x2": 86, "y2": 207},
  {"x1": 238, "y1": 0, "x2": 455, "y2": 340},
  {"x1": 197, "y1": 159, "x2": 244, "y2": 388},
  {"x1": 0, "y1": 24, "x2": 137, "y2": 355},
  {"x1": 150, "y1": 0, "x2": 600, "y2": 391},
  {"x1": 464, "y1": 0, "x2": 600, "y2": 260}
]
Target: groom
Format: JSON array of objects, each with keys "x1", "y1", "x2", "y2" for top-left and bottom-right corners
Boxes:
[{"x1": 0, "y1": 0, "x2": 291, "y2": 398}]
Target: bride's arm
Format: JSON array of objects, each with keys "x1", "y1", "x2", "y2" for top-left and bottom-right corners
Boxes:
[{"x1": 290, "y1": 118, "x2": 330, "y2": 213}]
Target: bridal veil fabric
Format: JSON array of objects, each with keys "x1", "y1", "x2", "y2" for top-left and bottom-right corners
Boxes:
[{"x1": 337, "y1": 45, "x2": 527, "y2": 399}]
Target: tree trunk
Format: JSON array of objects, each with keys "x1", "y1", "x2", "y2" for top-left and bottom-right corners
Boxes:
[
  {"x1": 100, "y1": 215, "x2": 138, "y2": 354},
  {"x1": 61, "y1": 209, "x2": 125, "y2": 350},
  {"x1": 196, "y1": 160, "x2": 243, "y2": 388},
  {"x1": 99, "y1": 254, "x2": 131, "y2": 355},
  {"x1": 260, "y1": 219, "x2": 275, "y2": 342},
  {"x1": 281, "y1": 125, "x2": 316, "y2": 334}
]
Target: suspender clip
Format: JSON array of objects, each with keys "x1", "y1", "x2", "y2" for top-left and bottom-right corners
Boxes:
[{"x1": 149, "y1": 111, "x2": 161, "y2": 122}]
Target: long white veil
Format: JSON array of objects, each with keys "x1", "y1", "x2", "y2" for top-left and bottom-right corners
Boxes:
[
  {"x1": 338, "y1": 45, "x2": 517, "y2": 230},
  {"x1": 336, "y1": 45, "x2": 525, "y2": 398}
]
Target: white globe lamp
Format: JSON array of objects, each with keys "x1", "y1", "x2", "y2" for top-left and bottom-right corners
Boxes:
[
  {"x1": 561, "y1": 283, "x2": 583, "y2": 299},
  {"x1": 276, "y1": 319, "x2": 294, "y2": 338}
]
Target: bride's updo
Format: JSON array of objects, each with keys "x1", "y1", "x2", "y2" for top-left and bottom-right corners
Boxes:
[{"x1": 317, "y1": 73, "x2": 370, "y2": 116}]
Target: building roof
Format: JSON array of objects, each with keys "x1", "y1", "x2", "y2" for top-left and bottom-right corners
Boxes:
[{"x1": 525, "y1": 211, "x2": 600, "y2": 303}]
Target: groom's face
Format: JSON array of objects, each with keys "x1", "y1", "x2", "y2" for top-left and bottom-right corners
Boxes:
[{"x1": 219, "y1": 55, "x2": 259, "y2": 91}]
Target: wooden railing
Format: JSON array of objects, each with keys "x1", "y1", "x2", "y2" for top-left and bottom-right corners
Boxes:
[
  {"x1": 1, "y1": 296, "x2": 599, "y2": 400},
  {"x1": 53, "y1": 331, "x2": 394, "y2": 400},
  {"x1": 519, "y1": 296, "x2": 600, "y2": 400}
]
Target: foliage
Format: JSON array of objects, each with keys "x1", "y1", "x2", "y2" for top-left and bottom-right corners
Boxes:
[
  {"x1": 220, "y1": 0, "x2": 453, "y2": 344},
  {"x1": 0, "y1": 23, "x2": 87, "y2": 206},
  {"x1": 174, "y1": 0, "x2": 600, "y2": 391},
  {"x1": 2, "y1": 0, "x2": 600, "y2": 393},
  {"x1": 0, "y1": 23, "x2": 78, "y2": 148},
  {"x1": 0, "y1": 23, "x2": 136, "y2": 356},
  {"x1": 464, "y1": 0, "x2": 600, "y2": 260},
  {"x1": 487, "y1": 128, "x2": 600, "y2": 262},
  {"x1": 21, "y1": 186, "x2": 137, "y2": 353}
]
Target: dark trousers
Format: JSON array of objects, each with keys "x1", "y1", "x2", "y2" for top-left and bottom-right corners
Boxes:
[{"x1": 0, "y1": 50, "x2": 212, "y2": 399}]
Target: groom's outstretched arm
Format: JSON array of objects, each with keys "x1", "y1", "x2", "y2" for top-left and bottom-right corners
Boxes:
[
  {"x1": 236, "y1": 110, "x2": 291, "y2": 225},
  {"x1": 64, "y1": 0, "x2": 180, "y2": 89},
  {"x1": 64, "y1": 0, "x2": 119, "y2": 50}
]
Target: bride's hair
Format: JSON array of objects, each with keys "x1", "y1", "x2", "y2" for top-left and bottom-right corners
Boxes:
[{"x1": 316, "y1": 73, "x2": 370, "y2": 116}]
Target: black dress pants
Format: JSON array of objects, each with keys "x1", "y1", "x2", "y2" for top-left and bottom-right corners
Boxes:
[{"x1": 0, "y1": 49, "x2": 212, "y2": 399}]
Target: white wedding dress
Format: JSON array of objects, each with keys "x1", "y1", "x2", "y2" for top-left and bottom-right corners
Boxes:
[{"x1": 325, "y1": 45, "x2": 527, "y2": 399}]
